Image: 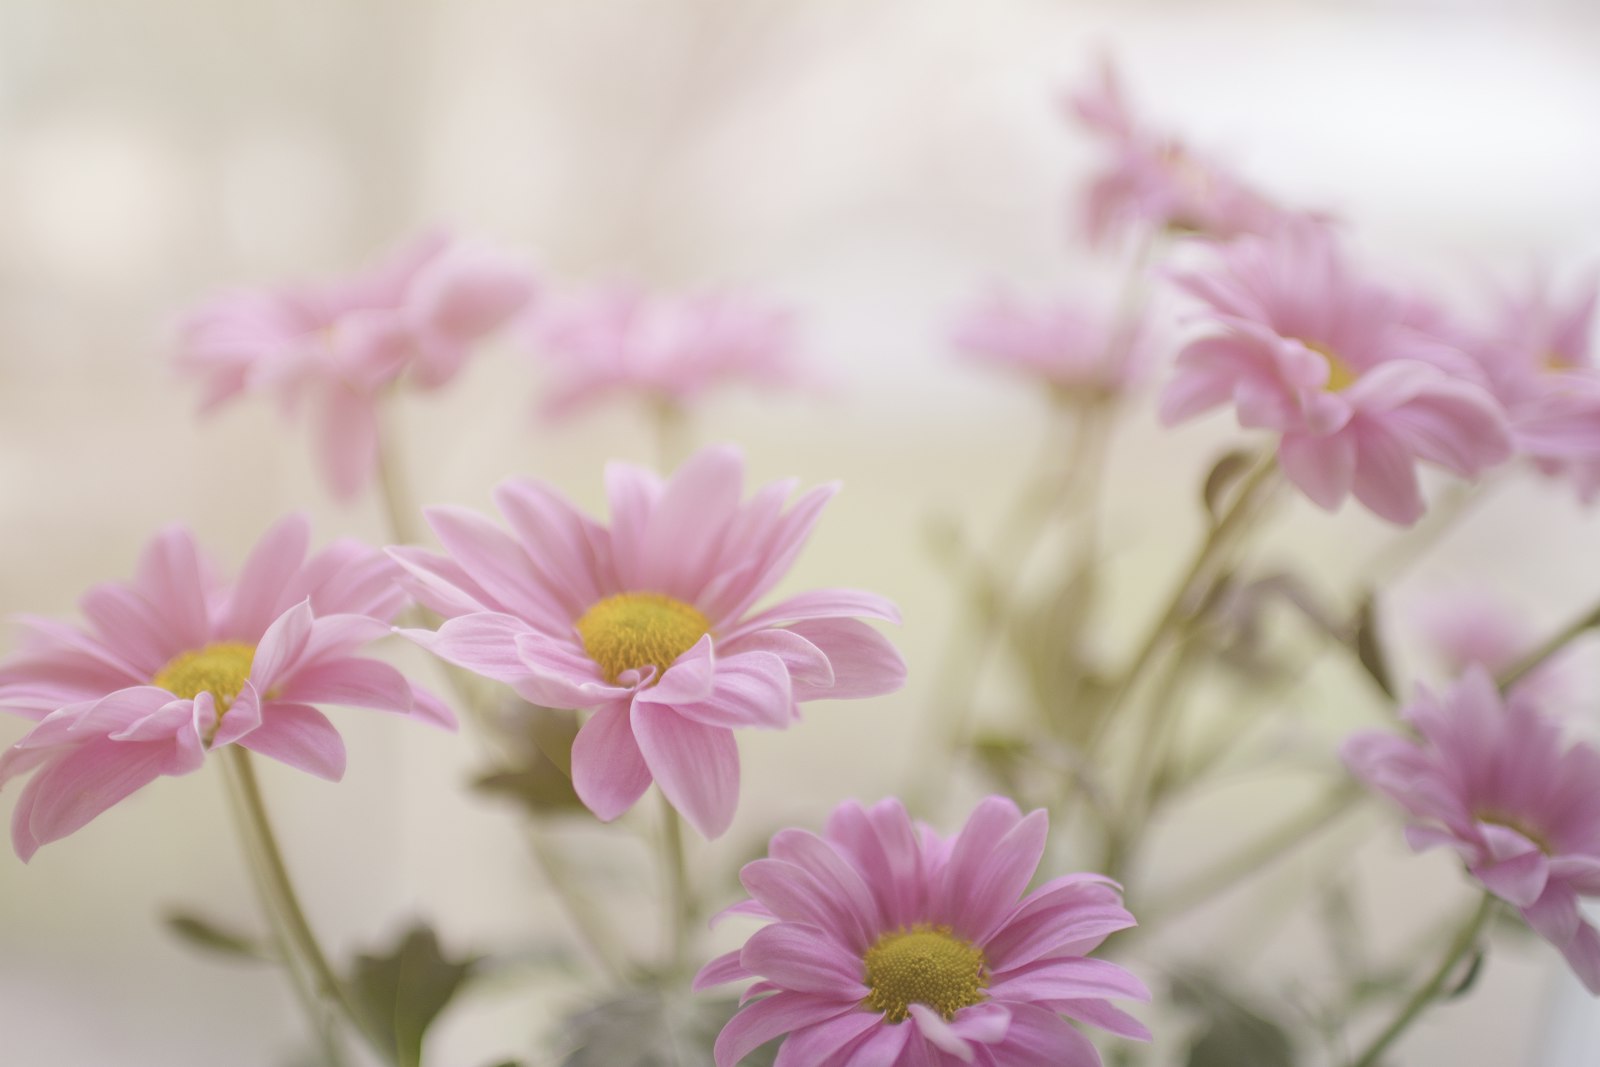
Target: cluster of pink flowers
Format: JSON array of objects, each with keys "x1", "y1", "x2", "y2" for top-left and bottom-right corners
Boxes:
[
  {"x1": 953, "y1": 289, "x2": 1154, "y2": 399},
  {"x1": 178, "y1": 233, "x2": 536, "y2": 499}
]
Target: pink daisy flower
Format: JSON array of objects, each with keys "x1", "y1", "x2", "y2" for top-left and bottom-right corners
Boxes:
[
  {"x1": 390, "y1": 444, "x2": 906, "y2": 838},
  {"x1": 1068, "y1": 59, "x2": 1299, "y2": 247},
  {"x1": 177, "y1": 232, "x2": 536, "y2": 499},
  {"x1": 1343, "y1": 666, "x2": 1600, "y2": 992},
  {"x1": 530, "y1": 284, "x2": 812, "y2": 419},
  {"x1": 1466, "y1": 273, "x2": 1600, "y2": 503},
  {"x1": 0, "y1": 516, "x2": 453, "y2": 860},
  {"x1": 695, "y1": 796, "x2": 1150, "y2": 1066},
  {"x1": 1404, "y1": 587, "x2": 1573, "y2": 706},
  {"x1": 1159, "y1": 223, "x2": 1511, "y2": 524},
  {"x1": 952, "y1": 290, "x2": 1153, "y2": 398}
]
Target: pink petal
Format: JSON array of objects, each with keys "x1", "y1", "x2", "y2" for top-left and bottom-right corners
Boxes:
[
  {"x1": 986, "y1": 957, "x2": 1151, "y2": 1004},
  {"x1": 1350, "y1": 423, "x2": 1424, "y2": 525},
  {"x1": 715, "y1": 992, "x2": 855, "y2": 1067},
  {"x1": 630, "y1": 705, "x2": 740, "y2": 838},
  {"x1": 277, "y1": 657, "x2": 414, "y2": 713},
  {"x1": 728, "y1": 589, "x2": 902, "y2": 641},
  {"x1": 386, "y1": 546, "x2": 501, "y2": 617},
  {"x1": 940, "y1": 799, "x2": 1048, "y2": 942},
  {"x1": 237, "y1": 703, "x2": 347, "y2": 780},
  {"x1": 406, "y1": 684, "x2": 458, "y2": 730},
  {"x1": 640, "y1": 444, "x2": 746, "y2": 597},
  {"x1": 837, "y1": 1022, "x2": 911, "y2": 1067},
  {"x1": 571, "y1": 701, "x2": 652, "y2": 822},
  {"x1": 492, "y1": 478, "x2": 609, "y2": 613},
  {"x1": 773, "y1": 1012, "x2": 882, "y2": 1067},
  {"x1": 133, "y1": 527, "x2": 213, "y2": 654},
  {"x1": 784, "y1": 618, "x2": 906, "y2": 701},
  {"x1": 722, "y1": 628, "x2": 835, "y2": 690},
  {"x1": 603, "y1": 460, "x2": 664, "y2": 590},
  {"x1": 424, "y1": 505, "x2": 570, "y2": 632},
  {"x1": 740, "y1": 923, "x2": 869, "y2": 996},
  {"x1": 1557, "y1": 919, "x2": 1600, "y2": 994},
  {"x1": 403, "y1": 612, "x2": 536, "y2": 684},
  {"x1": 251, "y1": 600, "x2": 316, "y2": 689},
  {"x1": 13, "y1": 736, "x2": 187, "y2": 861},
  {"x1": 663, "y1": 649, "x2": 794, "y2": 731},
  {"x1": 1472, "y1": 845, "x2": 1550, "y2": 908},
  {"x1": 824, "y1": 799, "x2": 928, "y2": 929},
  {"x1": 989, "y1": 1003, "x2": 1103, "y2": 1067},
  {"x1": 950, "y1": 1002, "x2": 1012, "y2": 1045},
  {"x1": 636, "y1": 634, "x2": 719, "y2": 706},
  {"x1": 1048, "y1": 998, "x2": 1152, "y2": 1041},
  {"x1": 694, "y1": 949, "x2": 753, "y2": 991},
  {"x1": 740, "y1": 859, "x2": 878, "y2": 944},
  {"x1": 1277, "y1": 431, "x2": 1356, "y2": 511},
  {"x1": 222, "y1": 513, "x2": 311, "y2": 639},
  {"x1": 909, "y1": 1004, "x2": 975, "y2": 1062},
  {"x1": 77, "y1": 585, "x2": 181, "y2": 677}
]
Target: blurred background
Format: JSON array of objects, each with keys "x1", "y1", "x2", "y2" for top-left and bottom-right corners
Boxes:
[{"x1": 3, "y1": 0, "x2": 1600, "y2": 1064}]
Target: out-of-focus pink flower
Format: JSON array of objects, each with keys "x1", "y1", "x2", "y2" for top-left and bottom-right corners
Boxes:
[
  {"x1": 529, "y1": 284, "x2": 812, "y2": 419},
  {"x1": 1068, "y1": 59, "x2": 1301, "y2": 246},
  {"x1": 177, "y1": 233, "x2": 536, "y2": 499},
  {"x1": 1466, "y1": 274, "x2": 1600, "y2": 503},
  {"x1": 0, "y1": 516, "x2": 453, "y2": 860},
  {"x1": 696, "y1": 796, "x2": 1149, "y2": 1066},
  {"x1": 1160, "y1": 223, "x2": 1511, "y2": 525},
  {"x1": 390, "y1": 444, "x2": 906, "y2": 839},
  {"x1": 952, "y1": 290, "x2": 1154, "y2": 398},
  {"x1": 1405, "y1": 587, "x2": 1572, "y2": 706},
  {"x1": 1344, "y1": 667, "x2": 1600, "y2": 992}
]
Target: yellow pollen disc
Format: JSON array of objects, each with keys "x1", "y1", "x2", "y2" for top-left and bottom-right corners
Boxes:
[
  {"x1": 151, "y1": 642, "x2": 256, "y2": 711},
  {"x1": 575, "y1": 592, "x2": 711, "y2": 684},
  {"x1": 861, "y1": 925, "x2": 987, "y2": 1023},
  {"x1": 1308, "y1": 341, "x2": 1359, "y2": 392}
]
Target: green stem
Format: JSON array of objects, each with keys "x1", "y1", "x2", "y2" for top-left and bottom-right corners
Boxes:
[
  {"x1": 222, "y1": 748, "x2": 382, "y2": 1058},
  {"x1": 659, "y1": 794, "x2": 695, "y2": 977},
  {"x1": 220, "y1": 766, "x2": 348, "y2": 1066},
  {"x1": 1346, "y1": 893, "x2": 1496, "y2": 1067},
  {"x1": 1139, "y1": 781, "x2": 1365, "y2": 926},
  {"x1": 1498, "y1": 600, "x2": 1600, "y2": 693},
  {"x1": 1087, "y1": 451, "x2": 1279, "y2": 755}
]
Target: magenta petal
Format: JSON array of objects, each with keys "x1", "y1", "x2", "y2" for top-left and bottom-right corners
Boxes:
[
  {"x1": 77, "y1": 585, "x2": 181, "y2": 677},
  {"x1": 909, "y1": 1005, "x2": 975, "y2": 1062},
  {"x1": 729, "y1": 589, "x2": 901, "y2": 639},
  {"x1": 402, "y1": 612, "x2": 536, "y2": 684},
  {"x1": 251, "y1": 600, "x2": 316, "y2": 689},
  {"x1": 16, "y1": 737, "x2": 179, "y2": 860},
  {"x1": 941, "y1": 800, "x2": 1048, "y2": 941},
  {"x1": 631, "y1": 705, "x2": 740, "y2": 838},
  {"x1": 990, "y1": 1003, "x2": 1103, "y2": 1067},
  {"x1": 714, "y1": 992, "x2": 854, "y2": 1067},
  {"x1": 723, "y1": 628, "x2": 834, "y2": 689},
  {"x1": 837, "y1": 1022, "x2": 911, "y2": 1067},
  {"x1": 950, "y1": 1002, "x2": 1012, "y2": 1045},
  {"x1": 636, "y1": 634, "x2": 718, "y2": 706},
  {"x1": 1049, "y1": 998, "x2": 1151, "y2": 1041},
  {"x1": 1557, "y1": 919, "x2": 1600, "y2": 994},
  {"x1": 773, "y1": 1012, "x2": 881, "y2": 1067},
  {"x1": 766, "y1": 829, "x2": 883, "y2": 948},
  {"x1": 406, "y1": 684, "x2": 458, "y2": 730},
  {"x1": 237, "y1": 703, "x2": 347, "y2": 781},
  {"x1": 695, "y1": 949, "x2": 753, "y2": 991},
  {"x1": 425, "y1": 505, "x2": 570, "y2": 632},
  {"x1": 571, "y1": 701, "x2": 653, "y2": 822},
  {"x1": 1472, "y1": 846, "x2": 1550, "y2": 908},
  {"x1": 987, "y1": 957, "x2": 1151, "y2": 1004},
  {"x1": 210, "y1": 686, "x2": 264, "y2": 749},
  {"x1": 134, "y1": 527, "x2": 213, "y2": 653},
  {"x1": 386, "y1": 546, "x2": 501, "y2": 617},
  {"x1": 1350, "y1": 424, "x2": 1424, "y2": 525},
  {"x1": 741, "y1": 923, "x2": 869, "y2": 996},
  {"x1": 640, "y1": 444, "x2": 746, "y2": 597},
  {"x1": 784, "y1": 618, "x2": 907, "y2": 701},
  {"x1": 1278, "y1": 431, "x2": 1355, "y2": 511}
]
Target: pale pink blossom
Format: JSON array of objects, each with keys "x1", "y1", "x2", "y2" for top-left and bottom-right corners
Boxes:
[
  {"x1": 1068, "y1": 59, "x2": 1301, "y2": 246},
  {"x1": 177, "y1": 233, "x2": 536, "y2": 499},
  {"x1": 0, "y1": 516, "x2": 452, "y2": 860},
  {"x1": 390, "y1": 444, "x2": 906, "y2": 838},
  {"x1": 1344, "y1": 667, "x2": 1600, "y2": 992},
  {"x1": 1466, "y1": 273, "x2": 1600, "y2": 502},
  {"x1": 952, "y1": 290, "x2": 1153, "y2": 397},
  {"x1": 1405, "y1": 587, "x2": 1573, "y2": 706},
  {"x1": 696, "y1": 796, "x2": 1149, "y2": 1066},
  {"x1": 1160, "y1": 223, "x2": 1511, "y2": 524},
  {"x1": 530, "y1": 284, "x2": 811, "y2": 419}
]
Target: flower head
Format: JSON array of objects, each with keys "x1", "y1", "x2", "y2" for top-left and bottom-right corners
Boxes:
[
  {"x1": 1343, "y1": 667, "x2": 1600, "y2": 992},
  {"x1": 177, "y1": 232, "x2": 535, "y2": 499},
  {"x1": 0, "y1": 516, "x2": 453, "y2": 860},
  {"x1": 529, "y1": 284, "x2": 812, "y2": 419},
  {"x1": 952, "y1": 289, "x2": 1153, "y2": 398},
  {"x1": 1068, "y1": 58, "x2": 1299, "y2": 246},
  {"x1": 1466, "y1": 273, "x2": 1600, "y2": 503},
  {"x1": 391, "y1": 444, "x2": 906, "y2": 838},
  {"x1": 1160, "y1": 223, "x2": 1511, "y2": 524},
  {"x1": 696, "y1": 796, "x2": 1149, "y2": 1066}
]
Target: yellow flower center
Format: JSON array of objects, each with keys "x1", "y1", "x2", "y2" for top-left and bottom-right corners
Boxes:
[
  {"x1": 861, "y1": 925, "x2": 988, "y2": 1023},
  {"x1": 575, "y1": 592, "x2": 711, "y2": 684},
  {"x1": 1308, "y1": 341, "x2": 1359, "y2": 392},
  {"x1": 151, "y1": 642, "x2": 257, "y2": 711}
]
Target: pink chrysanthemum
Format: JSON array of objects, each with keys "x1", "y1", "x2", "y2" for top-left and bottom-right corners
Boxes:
[
  {"x1": 0, "y1": 516, "x2": 453, "y2": 860},
  {"x1": 530, "y1": 284, "x2": 812, "y2": 419},
  {"x1": 177, "y1": 232, "x2": 535, "y2": 499},
  {"x1": 1068, "y1": 59, "x2": 1298, "y2": 246},
  {"x1": 1404, "y1": 588, "x2": 1573, "y2": 706},
  {"x1": 390, "y1": 444, "x2": 906, "y2": 838},
  {"x1": 1343, "y1": 666, "x2": 1600, "y2": 992},
  {"x1": 696, "y1": 796, "x2": 1150, "y2": 1066},
  {"x1": 952, "y1": 290, "x2": 1153, "y2": 398},
  {"x1": 1160, "y1": 223, "x2": 1511, "y2": 524},
  {"x1": 1466, "y1": 273, "x2": 1600, "y2": 503}
]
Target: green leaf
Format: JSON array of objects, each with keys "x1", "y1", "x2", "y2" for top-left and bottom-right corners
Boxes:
[
  {"x1": 1202, "y1": 448, "x2": 1257, "y2": 523},
  {"x1": 559, "y1": 990, "x2": 778, "y2": 1067},
  {"x1": 163, "y1": 909, "x2": 275, "y2": 963},
  {"x1": 347, "y1": 923, "x2": 478, "y2": 1067},
  {"x1": 1352, "y1": 594, "x2": 1396, "y2": 699},
  {"x1": 1186, "y1": 1014, "x2": 1297, "y2": 1067},
  {"x1": 472, "y1": 706, "x2": 588, "y2": 816}
]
